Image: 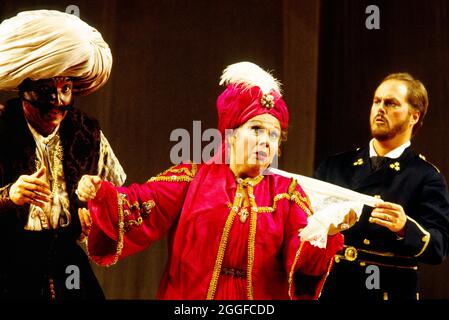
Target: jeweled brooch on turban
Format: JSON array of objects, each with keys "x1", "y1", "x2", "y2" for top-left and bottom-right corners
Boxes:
[{"x1": 260, "y1": 93, "x2": 275, "y2": 109}]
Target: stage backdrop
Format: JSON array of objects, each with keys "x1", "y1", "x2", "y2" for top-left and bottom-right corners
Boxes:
[
  {"x1": 316, "y1": 0, "x2": 449, "y2": 299},
  {"x1": 1, "y1": 0, "x2": 448, "y2": 299}
]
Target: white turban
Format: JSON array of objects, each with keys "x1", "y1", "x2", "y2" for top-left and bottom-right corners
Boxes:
[{"x1": 0, "y1": 10, "x2": 112, "y2": 95}]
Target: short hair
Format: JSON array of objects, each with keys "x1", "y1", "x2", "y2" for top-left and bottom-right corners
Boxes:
[{"x1": 381, "y1": 73, "x2": 428, "y2": 136}]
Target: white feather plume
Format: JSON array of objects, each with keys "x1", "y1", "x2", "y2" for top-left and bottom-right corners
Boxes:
[{"x1": 219, "y1": 61, "x2": 282, "y2": 95}]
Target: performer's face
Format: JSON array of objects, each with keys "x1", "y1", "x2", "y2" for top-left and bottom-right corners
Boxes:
[
  {"x1": 370, "y1": 79, "x2": 419, "y2": 142},
  {"x1": 22, "y1": 77, "x2": 73, "y2": 136},
  {"x1": 229, "y1": 114, "x2": 281, "y2": 178}
]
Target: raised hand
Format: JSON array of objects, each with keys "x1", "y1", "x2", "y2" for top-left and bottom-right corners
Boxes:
[
  {"x1": 76, "y1": 175, "x2": 102, "y2": 202},
  {"x1": 9, "y1": 167, "x2": 52, "y2": 208}
]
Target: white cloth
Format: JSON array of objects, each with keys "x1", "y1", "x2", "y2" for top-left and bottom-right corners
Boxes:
[{"x1": 268, "y1": 168, "x2": 382, "y2": 248}]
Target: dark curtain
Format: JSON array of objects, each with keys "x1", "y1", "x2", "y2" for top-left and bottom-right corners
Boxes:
[
  {"x1": 1, "y1": 0, "x2": 448, "y2": 299},
  {"x1": 316, "y1": 0, "x2": 449, "y2": 299},
  {"x1": 0, "y1": 0, "x2": 284, "y2": 299}
]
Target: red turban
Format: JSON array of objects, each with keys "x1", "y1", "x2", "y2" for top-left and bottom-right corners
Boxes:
[
  {"x1": 208, "y1": 62, "x2": 289, "y2": 164},
  {"x1": 216, "y1": 62, "x2": 289, "y2": 135},
  {"x1": 216, "y1": 83, "x2": 289, "y2": 135}
]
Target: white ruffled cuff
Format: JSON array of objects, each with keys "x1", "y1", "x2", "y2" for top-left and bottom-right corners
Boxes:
[{"x1": 299, "y1": 201, "x2": 364, "y2": 248}]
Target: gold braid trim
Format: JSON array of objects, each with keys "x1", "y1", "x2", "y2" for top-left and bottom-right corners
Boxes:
[
  {"x1": 291, "y1": 191, "x2": 314, "y2": 217},
  {"x1": 406, "y1": 216, "x2": 431, "y2": 257},
  {"x1": 288, "y1": 178, "x2": 297, "y2": 195},
  {"x1": 206, "y1": 184, "x2": 241, "y2": 300},
  {"x1": 148, "y1": 163, "x2": 198, "y2": 181},
  {"x1": 298, "y1": 191, "x2": 312, "y2": 209},
  {"x1": 287, "y1": 178, "x2": 314, "y2": 217},
  {"x1": 147, "y1": 162, "x2": 197, "y2": 182},
  {"x1": 316, "y1": 256, "x2": 335, "y2": 299},
  {"x1": 113, "y1": 192, "x2": 126, "y2": 265},
  {"x1": 246, "y1": 184, "x2": 258, "y2": 300},
  {"x1": 148, "y1": 175, "x2": 193, "y2": 183},
  {"x1": 240, "y1": 193, "x2": 288, "y2": 214},
  {"x1": 227, "y1": 192, "x2": 310, "y2": 215},
  {"x1": 273, "y1": 193, "x2": 290, "y2": 210},
  {"x1": 94, "y1": 191, "x2": 126, "y2": 267},
  {"x1": 229, "y1": 193, "x2": 289, "y2": 213},
  {"x1": 257, "y1": 206, "x2": 274, "y2": 213},
  {"x1": 288, "y1": 241, "x2": 305, "y2": 299},
  {"x1": 191, "y1": 163, "x2": 198, "y2": 176}
]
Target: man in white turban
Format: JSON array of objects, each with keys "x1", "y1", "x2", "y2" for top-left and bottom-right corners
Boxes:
[{"x1": 0, "y1": 10, "x2": 126, "y2": 299}]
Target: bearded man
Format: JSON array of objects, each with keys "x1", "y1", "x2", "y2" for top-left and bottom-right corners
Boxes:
[{"x1": 314, "y1": 73, "x2": 449, "y2": 300}]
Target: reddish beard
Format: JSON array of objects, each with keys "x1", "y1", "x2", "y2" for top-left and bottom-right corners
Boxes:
[{"x1": 371, "y1": 114, "x2": 410, "y2": 141}]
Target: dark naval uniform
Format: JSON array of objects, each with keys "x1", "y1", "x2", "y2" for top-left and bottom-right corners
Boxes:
[{"x1": 315, "y1": 146, "x2": 449, "y2": 300}]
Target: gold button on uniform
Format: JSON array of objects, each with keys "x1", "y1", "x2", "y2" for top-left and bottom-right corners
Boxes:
[
  {"x1": 363, "y1": 239, "x2": 370, "y2": 245},
  {"x1": 344, "y1": 246, "x2": 358, "y2": 261}
]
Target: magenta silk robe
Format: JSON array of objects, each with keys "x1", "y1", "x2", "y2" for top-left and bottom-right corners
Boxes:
[{"x1": 87, "y1": 162, "x2": 343, "y2": 299}]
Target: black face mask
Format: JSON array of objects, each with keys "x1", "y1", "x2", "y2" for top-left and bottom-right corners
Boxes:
[
  {"x1": 18, "y1": 79, "x2": 75, "y2": 113},
  {"x1": 20, "y1": 94, "x2": 75, "y2": 113}
]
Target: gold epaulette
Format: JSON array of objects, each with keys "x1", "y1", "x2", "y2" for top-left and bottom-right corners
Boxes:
[
  {"x1": 287, "y1": 179, "x2": 313, "y2": 217},
  {"x1": 418, "y1": 154, "x2": 440, "y2": 173},
  {"x1": 287, "y1": 178, "x2": 297, "y2": 195}
]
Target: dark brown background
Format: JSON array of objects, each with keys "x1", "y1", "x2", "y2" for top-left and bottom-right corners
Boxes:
[{"x1": 1, "y1": 0, "x2": 448, "y2": 299}]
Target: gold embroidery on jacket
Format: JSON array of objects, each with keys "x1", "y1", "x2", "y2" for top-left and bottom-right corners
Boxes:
[
  {"x1": 123, "y1": 200, "x2": 156, "y2": 232},
  {"x1": 246, "y1": 183, "x2": 258, "y2": 300},
  {"x1": 288, "y1": 241, "x2": 305, "y2": 299},
  {"x1": 206, "y1": 185, "x2": 240, "y2": 300},
  {"x1": 89, "y1": 191, "x2": 126, "y2": 267},
  {"x1": 147, "y1": 163, "x2": 198, "y2": 183}
]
